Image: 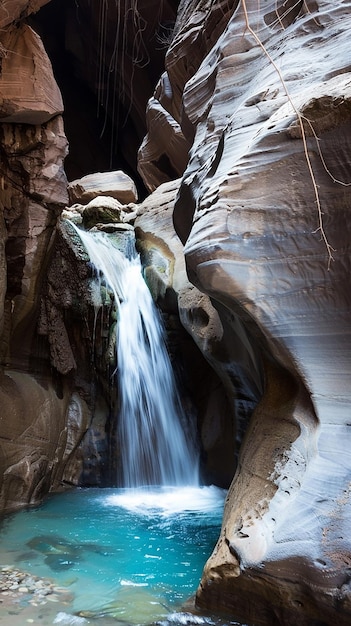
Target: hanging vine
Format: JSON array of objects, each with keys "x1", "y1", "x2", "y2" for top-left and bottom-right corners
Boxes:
[
  {"x1": 95, "y1": 0, "x2": 167, "y2": 167},
  {"x1": 241, "y1": 0, "x2": 351, "y2": 267}
]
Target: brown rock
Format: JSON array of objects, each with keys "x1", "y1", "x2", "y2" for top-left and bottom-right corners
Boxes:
[
  {"x1": 0, "y1": 2, "x2": 117, "y2": 511},
  {"x1": 138, "y1": 92, "x2": 190, "y2": 192},
  {"x1": 0, "y1": 24, "x2": 63, "y2": 124},
  {"x1": 0, "y1": 208, "x2": 7, "y2": 340},
  {"x1": 67, "y1": 171, "x2": 138, "y2": 206},
  {"x1": 0, "y1": 371, "x2": 90, "y2": 511},
  {"x1": 138, "y1": 0, "x2": 234, "y2": 190},
  {"x1": 0, "y1": 116, "x2": 68, "y2": 371},
  {"x1": 135, "y1": 179, "x2": 187, "y2": 303},
  {"x1": 0, "y1": 1, "x2": 50, "y2": 29}
]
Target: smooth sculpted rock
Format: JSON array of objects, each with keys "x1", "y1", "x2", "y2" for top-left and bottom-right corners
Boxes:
[
  {"x1": 0, "y1": 373, "x2": 90, "y2": 511},
  {"x1": 138, "y1": 92, "x2": 190, "y2": 192},
  {"x1": 134, "y1": 179, "x2": 187, "y2": 303},
  {"x1": 135, "y1": 179, "x2": 254, "y2": 487},
  {"x1": 139, "y1": 1, "x2": 351, "y2": 624},
  {"x1": 138, "y1": 0, "x2": 235, "y2": 191},
  {"x1": 67, "y1": 171, "x2": 138, "y2": 206}
]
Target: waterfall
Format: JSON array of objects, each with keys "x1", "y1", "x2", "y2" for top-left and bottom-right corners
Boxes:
[{"x1": 72, "y1": 226, "x2": 199, "y2": 488}]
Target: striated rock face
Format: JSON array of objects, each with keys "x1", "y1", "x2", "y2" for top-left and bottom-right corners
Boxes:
[
  {"x1": 138, "y1": 0, "x2": 238, "y2": 191},
  {"x1": 135, "y1": 179, "x2": 248, "y2": 487},
  {"x1": 139, "y1": 0, "x2": 351, "y2": 624},
  {"x1": 138, "y1": 91, "x2": 190, "y2": 192},
  {"x1": 0, "y1": 116, "x2": 68, "y2": 369},
  {"x1": 0, "y1": 1, "x2": 50, "y2": 29},
  {"x1": 0, "y1": 24, "x2": 63, "y2": 124},
  {"x1": 0, "y1": 3, "x2": 86, "y2": 511}
]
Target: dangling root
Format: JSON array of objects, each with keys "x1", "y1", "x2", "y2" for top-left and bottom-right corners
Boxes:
[{"x1": 241, "y1": 0, "x2": 339, "y2": 267}]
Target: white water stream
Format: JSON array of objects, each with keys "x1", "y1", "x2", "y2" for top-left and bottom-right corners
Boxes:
[
  {"x1": 74, "y1": 226, "x2": 199, "y2": 487},
  {"x1": 0, "y1": 226, "x2": 230, "y2": 626}
]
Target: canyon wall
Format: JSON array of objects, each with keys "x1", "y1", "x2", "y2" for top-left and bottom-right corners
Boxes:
[
  {"x1": 138, "y1": 0, "x2": 351, "y2": 624},
  {"x1": 0, "y1": 3, "x2": 127, "y2": 508},
  {"x1": 0, "y1": 4, "x2": 80, "y2": 510},
  {"x1": 0, "y1": 0, "x2": 239, "y2": 511},
  {"x1": 1, "y1": 1, "x2": 351, "y2": 625}
]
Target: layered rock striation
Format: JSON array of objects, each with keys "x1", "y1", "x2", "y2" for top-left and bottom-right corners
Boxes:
[
  {"x1": 0, "y1": 4, "x2": 76, "y2": 510},
  {"x1": 0, "y1": 0, "x2": 232, "y2": 509},
  {"x1": 1, "y1": 1, "x2": 351, "y2": 623},
  {"x1": 139, "y1": 0, "x2": 351, "y2": 624},
  {"x1": 0, "y1": 6, "x2": 136, "y2": 508}
]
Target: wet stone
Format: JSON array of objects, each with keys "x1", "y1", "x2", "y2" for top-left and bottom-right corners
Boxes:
[{"x1": 0, "y1": 566, "x2": 73, "y2": 610}]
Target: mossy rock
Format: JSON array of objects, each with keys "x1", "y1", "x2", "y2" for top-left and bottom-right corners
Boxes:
[{"x1": 83, "y1": 204, "x2": 123, "y2": 229}]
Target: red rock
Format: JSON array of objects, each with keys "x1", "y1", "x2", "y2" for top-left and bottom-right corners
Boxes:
[{"x1": 0, "y1": 24, "x2": 63, "y2": 124}]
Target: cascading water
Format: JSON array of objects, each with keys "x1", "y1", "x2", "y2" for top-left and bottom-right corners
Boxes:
[
  {"x1": 0, "y1": 224, "x2": 228, "y2": 626},
  {"x1": 74, "y1": 226, "x2": 199, "y2": 488}
]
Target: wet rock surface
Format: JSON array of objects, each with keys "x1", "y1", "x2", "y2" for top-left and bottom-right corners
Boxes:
[
  {"x1": 139, "y1": 0, "x2": 351, "y2": 624},
  {"x1": 0, "y1": 565, "x2": 73, "y2": 624},
  {"x1": 1, "y1": 1, "x2": 351, "y2": 624},
  {"x1": 0, "y1": 565, "x2": 71, "y2": 604}
]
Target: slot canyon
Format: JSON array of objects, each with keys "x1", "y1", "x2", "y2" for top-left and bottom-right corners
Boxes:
[{"x1": 0, "y1": 1, "x2": 350, "y2": 625}]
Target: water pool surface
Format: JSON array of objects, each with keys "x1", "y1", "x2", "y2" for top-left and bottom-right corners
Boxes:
[{"x1": 0, "y1": 485, "x2": 241, "y2": 626}]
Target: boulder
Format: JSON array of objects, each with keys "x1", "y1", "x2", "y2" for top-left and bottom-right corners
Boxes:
[{"x1": 67, "y1": 171, "x2": 138, "y2": 206}]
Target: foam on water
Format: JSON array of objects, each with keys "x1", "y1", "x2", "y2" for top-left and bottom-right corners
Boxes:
[
  {"x1": 53, "y1": 613, "x2": 88, "y2": 625},
  {"x1": 157, "y1": 613, "x2": 215, "y2": 625},
  {"x1": 0, "y1": 487, "x2": 227, "y2": 625},
  {"x1": 3, "y1": 226, "x2": 231, "y2": 625},
  {"x1": 105, "y1": 485, "x2": 226, "y2": 516}
]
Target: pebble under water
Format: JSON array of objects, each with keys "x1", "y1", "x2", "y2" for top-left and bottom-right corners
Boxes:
[{"x1": 0, "y1": 485, "x2": 244, "y2": 626}]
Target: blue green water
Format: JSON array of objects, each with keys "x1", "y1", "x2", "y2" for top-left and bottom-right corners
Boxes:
[{"x1": 0, "y1": 486, "x2": 236, "y2": 625}]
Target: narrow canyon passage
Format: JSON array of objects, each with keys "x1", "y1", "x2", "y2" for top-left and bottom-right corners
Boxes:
[{"x1": 0, "y1": 1, "x2": 351, "y2": 625}]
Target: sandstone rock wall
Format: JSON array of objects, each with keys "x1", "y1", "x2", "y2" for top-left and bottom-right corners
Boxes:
[
  {"x1": 0, "y1": 5, "x2": 90, "y2": 511},
  {"x1": 139, "y1": 0, "x2": 351, "y2": 624},
  {"x1": 134, "y1": 179, "x2": 248, "y2": 487},
  {"x1": 0, "y1": 1, "x2": 50, "y2": 30},
  {"x1": 0, "y1": 23, "x2": 63, "y2": 124},
  {"x1": 0, "y1": 0, "x2": 233, "y2": 509},
  {"x1": 1, "y1": 0, "x2": 350, "y2": 622}
]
